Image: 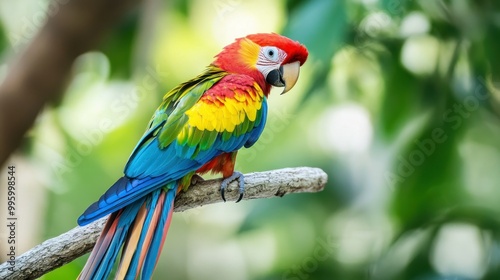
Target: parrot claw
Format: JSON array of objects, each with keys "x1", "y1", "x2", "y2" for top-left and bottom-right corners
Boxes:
[{"x1": 220, "y1": 171, "x2": 245, "y2": 203}]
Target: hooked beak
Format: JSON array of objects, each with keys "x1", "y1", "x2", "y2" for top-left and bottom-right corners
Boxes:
[{"x1": 265, "y1": 61, "x2": 301, "y2": 95}]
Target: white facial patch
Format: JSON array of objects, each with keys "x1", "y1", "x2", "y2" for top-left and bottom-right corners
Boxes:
[{"x1": 256, "y1": 46, "x2": 287, "y2": 78}]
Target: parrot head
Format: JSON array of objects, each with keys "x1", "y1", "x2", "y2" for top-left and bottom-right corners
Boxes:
[{"x1": 213, "y1": 33, "x2": 308, "y2": 95}]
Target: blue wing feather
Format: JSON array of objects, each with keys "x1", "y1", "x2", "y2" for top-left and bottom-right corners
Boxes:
[
  {"x1": 79, "y1": 75, "x2": 268, "y2": 226},
  {"x1": 245, "y1": 98, "x2": 268, "y2": 148}
]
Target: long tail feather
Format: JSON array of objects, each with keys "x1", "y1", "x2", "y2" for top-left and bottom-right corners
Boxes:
[
  {"x1": 79, "y1": 212, "x2": 119, "y2": 279},
  {"x1": 115, "y1": 205, "x2": 147, "y2": 279},
  {"x1": 79, "y1": 184, "x2": 178, "y2": 280},
  {"x1": 138, "y1": 193, "x2": 165, "y2": 269},
  {"x1": 142, "y1": 186, "x2": 176, "y2": 279}
]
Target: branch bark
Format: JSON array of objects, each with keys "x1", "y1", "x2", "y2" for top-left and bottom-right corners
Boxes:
[
  {"x1": 0, "y1": 0, "x2": 140, "y2": 167},
  {"x1": 0, "y1": 167, "x2": 327, "y2": 280}
]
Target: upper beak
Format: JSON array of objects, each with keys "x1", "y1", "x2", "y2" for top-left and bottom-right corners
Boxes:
[{"x1": 265, "y1": 61, "x2": 301, "y2": 95}]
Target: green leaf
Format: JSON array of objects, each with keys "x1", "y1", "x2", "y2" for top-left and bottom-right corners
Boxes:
[
  {"x1": 0, "y1": 22, "x2": 6, "y2": 53},
  {"x1": 99, "y1": 11, "x2": 139, "y2": 78},
  {"x1": 283, "y1": 0, "x2": 348, "y2": 62},
  {"x1": 380, "y1": 0, "x2": 413, "y2": 16},
  {"x1": 390, "y1": 95, "x2": 466, "y2": 232},
  {"x1": 378, "y1": 49, "x2": 422, "y2": 138}
]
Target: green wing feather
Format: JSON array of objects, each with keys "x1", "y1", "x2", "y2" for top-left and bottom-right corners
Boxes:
[
  {"x1": 152, "y1": 66, "x2": 226, "y2": 149},
  {"x1": 128, "y1": 66, "x2": 227, "y2": 161}
]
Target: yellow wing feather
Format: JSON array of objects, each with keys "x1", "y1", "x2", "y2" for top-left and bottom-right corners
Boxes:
[{"x1": 184, "y1": 83, "x2": 264, "y2": 134}]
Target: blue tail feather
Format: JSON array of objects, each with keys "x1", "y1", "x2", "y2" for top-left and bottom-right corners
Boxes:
[
  {"x1": 78, "y1": 176, "x2": 172, "y2": 226},
  {"x1": 83, "y1": 199, "x2": 143, "y2": 279},
  {"x1": 79, "y1": 184, "x2": 178, "y2": 280},
  {"x1": 142, "y1": 184, "x2": 177, "y2": 279},
  {"x1": 124, "y1": 189, "x2": 161, "y2": 278}
]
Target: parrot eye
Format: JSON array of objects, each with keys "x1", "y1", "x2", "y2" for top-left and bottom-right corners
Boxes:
[{"x1": 262, "y1": 46, "x2": 280, "y2": 62}]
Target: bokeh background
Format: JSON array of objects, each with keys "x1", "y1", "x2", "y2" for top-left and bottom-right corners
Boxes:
[{"x1": 1, "y1": 0, "x2": 500, "y2": 279}]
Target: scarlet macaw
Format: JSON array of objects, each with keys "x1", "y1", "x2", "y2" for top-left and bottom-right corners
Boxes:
[{"x1": 78, "y1": 33, "x2": 308, "y2": 279}]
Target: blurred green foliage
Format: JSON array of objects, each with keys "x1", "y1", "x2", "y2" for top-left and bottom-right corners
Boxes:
[
  {"x1": 2, "y1": 0, "x2": 500, "y2": 279},
  {"x1": 0, "y1": 23, "x2": 6, "y2": 54}
]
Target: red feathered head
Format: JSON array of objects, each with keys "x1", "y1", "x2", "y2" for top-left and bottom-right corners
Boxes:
[{"x1": 213, "y1": 33, "x2": 308, "y2": 95}]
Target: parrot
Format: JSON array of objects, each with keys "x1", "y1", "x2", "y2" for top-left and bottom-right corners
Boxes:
[{"x1": 77, "y1": 33, "x2": 308, "y2": 279}]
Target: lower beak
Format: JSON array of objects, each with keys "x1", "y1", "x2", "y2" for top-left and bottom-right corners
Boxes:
[{"x1": 265, "y1": 61, "x2": 301, "y2": 95}]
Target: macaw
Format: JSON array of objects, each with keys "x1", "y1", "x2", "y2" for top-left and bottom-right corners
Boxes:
[{"x1": 77, "y1": 33, "x2": 308, "y2": 279}]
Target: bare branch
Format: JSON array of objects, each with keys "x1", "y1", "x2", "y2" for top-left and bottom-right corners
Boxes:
[{"x1": 0, "y1": 167, "x2": 327, "y2": 279}]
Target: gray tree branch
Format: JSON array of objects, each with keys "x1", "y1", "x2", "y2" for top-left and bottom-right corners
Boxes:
[{"x1": 0, "y1": 167, "x2": 327, "y2": 280}]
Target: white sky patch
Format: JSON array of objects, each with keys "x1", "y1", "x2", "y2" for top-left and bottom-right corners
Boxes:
[
  {"x1": 59, "y1": 81, "x2": 136, "y2": 141},
  {"x1": 400, "y1": 12, "x2": 431, "y2": 37},
  {"x1": 359, "y1": 11, "x2": 394, "y2": 38},
  {"x1": 431, "y1": 223, "x2": 489, "y2": 279},
  {"x1": 401, "y1": 35, "x2": 439, "y2": 76},
  {"x1": 239, "y1": 230, "x2": 277, "y2": 275},
  {"x1": 315, "y1": 104, "x2": 373, "y2": 155},
  {"x1": 188, "y1": 238, "x2": 248, "y2": 280},
  {"x1": 190, "y1": 0, "x2": 283, "y2": 48}
]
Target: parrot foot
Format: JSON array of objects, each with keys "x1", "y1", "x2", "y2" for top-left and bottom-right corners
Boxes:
[{"x1": 220, "y1": 171, "x2": 245, "y2": 203}]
